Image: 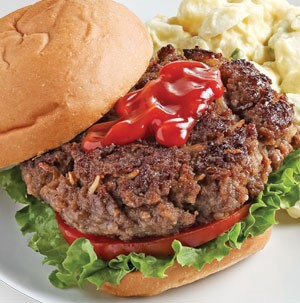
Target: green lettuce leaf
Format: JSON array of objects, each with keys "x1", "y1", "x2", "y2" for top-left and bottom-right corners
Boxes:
[
  {"x1": 15, "y1": 202, "x2": 68, "y2": 267},
  {"x1": 0, "y1": 149, "x2": 300, "y2": 289},
  {"x1": 0, "y1": 166, "x2": 35, "y2": 204}
]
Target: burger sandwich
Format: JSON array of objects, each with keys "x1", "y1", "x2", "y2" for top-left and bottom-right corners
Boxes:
[{"x1": 1, "y1": 0, "x2": 300, "y2": 297}]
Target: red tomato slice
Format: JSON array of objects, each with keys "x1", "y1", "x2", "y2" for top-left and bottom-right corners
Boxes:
[{"x1": 56, "y1": 204, "x2": 249, "y2": 261}]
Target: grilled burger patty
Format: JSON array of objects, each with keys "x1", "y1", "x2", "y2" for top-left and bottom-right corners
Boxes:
[{"x1": 21, "y1": 46, "x2": 299, "y2": 241}]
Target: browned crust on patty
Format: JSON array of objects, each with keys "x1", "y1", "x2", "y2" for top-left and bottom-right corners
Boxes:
[{"x1": 21, "y1": 46, "x2": 298, "y2": 240}]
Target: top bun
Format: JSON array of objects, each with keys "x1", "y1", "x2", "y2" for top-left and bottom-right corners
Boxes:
[{"x1": 0, "y1": 0, "x2": 153, "y2": 168}]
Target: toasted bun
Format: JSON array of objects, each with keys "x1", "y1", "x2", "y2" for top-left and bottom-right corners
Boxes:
[
  {"x1": 0, "y1": 0, "x2": 152, "y2": 168},
  {"x1": 101, "y1": 228, "x2": 272, "y2": 297}
]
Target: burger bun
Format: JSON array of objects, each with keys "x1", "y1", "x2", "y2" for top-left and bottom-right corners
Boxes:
[
  {"x1": 101, "y1": 228, "x2": 272, "y2": 296},
  {"x1": 0, "y1": 0, "x2": 153, "y2": 168}
]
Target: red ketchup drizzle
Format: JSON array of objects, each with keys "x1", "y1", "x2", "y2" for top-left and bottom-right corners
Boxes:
[{"x1": 82, "y1": 61, "x2": 224, "y2": 151}]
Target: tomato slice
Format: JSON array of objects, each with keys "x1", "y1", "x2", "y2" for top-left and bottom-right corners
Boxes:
[{"x1": 56, "y1": 204, "x2": 249, "y2": 261}]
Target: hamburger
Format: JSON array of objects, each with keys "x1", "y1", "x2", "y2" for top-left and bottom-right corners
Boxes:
[{"x1": 0, "y1": 0, "x2": 300, "y2": 297}]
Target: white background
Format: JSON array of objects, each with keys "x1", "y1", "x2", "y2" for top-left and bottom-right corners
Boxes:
[{"x1": 1, "y1": 0, "x2": 300, "y2": 302}]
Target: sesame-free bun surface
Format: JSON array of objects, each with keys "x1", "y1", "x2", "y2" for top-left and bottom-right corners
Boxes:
[
  {"x1": 101, "y1": 228, "x2": 272, "y2": 297},
  {"x1": 0, "y1": 0, "x2": 153, "y2": 168}
]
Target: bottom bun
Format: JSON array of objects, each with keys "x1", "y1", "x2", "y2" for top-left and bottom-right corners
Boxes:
[{"x1": 101, "y1": 227, "x2": 272, "y2": 297}]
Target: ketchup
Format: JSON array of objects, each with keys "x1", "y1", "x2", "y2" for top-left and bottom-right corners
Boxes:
[{"x1": 82, "y1": 61, "x2": 224, "y2": 151}]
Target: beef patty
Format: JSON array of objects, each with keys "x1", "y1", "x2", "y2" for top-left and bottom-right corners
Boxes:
[{"x1": 21, "y1": 46, "x2": 299, "y2": 241}]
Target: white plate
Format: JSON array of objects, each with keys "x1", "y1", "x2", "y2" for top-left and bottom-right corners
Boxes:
[{"x1": 1, "y1": 1, "x2": 300, "y2": 302}]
